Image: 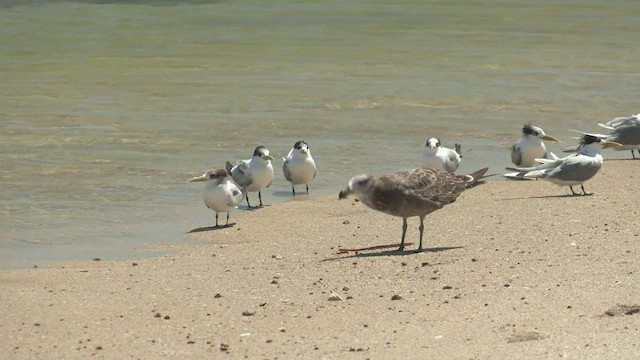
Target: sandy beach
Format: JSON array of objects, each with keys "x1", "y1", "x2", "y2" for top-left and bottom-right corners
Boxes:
[{"x1": 1, "y1": 160, "x2": 639, "y2": 359}]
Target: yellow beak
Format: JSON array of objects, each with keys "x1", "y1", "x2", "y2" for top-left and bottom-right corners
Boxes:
[
  {"x1": 187, "y1": 176, "x2": 205, "y2": 183},
  {"x1": 262, "y1": 155, "x2": 274, "y2": 161},
  {"x1": 541, "y1": 135, "x2": 561, "y2": 143},
  {"x1": 601, "y1": 141, "x2": 623, "y2": 149}
]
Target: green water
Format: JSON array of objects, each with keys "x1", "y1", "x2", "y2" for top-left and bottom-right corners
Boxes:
[{"x1": 1, "y1": 0, "x2": 639, "y2": 268}]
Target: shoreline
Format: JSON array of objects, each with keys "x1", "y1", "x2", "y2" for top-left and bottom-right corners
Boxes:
[{"x1": 1, "y1": 160, "x2": 639, "y2": 359}]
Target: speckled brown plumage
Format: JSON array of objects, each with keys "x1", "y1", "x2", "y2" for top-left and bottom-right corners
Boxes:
[{"x1": 339, "y1": 167, "x2": 489, "y2": 251}]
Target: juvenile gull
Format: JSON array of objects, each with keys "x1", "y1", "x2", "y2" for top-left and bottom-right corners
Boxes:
[
  {"x1": 510, "y1": 124, "x2": 560, "y2": 167},
  {"x1": 188, "y1": 169, "x2": 245, "y2": 227},
  {"x1": 339, "y1": 167, "x2": 489, "y2": 251},
  {"x1": 226, "y1": 146, "x2": 274, "y2": 208},
  {"x1": 507, "y1": 134, "x2": 621, "y2": 195},
  {"x1": 422, "y1": 137, "x2": 462, "y2": 173},
  {"x1": 282, "y1": 140, "x2": 317, "y2": 196}
]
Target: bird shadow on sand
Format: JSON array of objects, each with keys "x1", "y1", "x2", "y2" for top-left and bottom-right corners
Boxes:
[
  {"x1": 499, "y1": 193, "x2": 594, "y2": 201},
  {"x1": 271, "y1": 190, "x2": 296, "y2": 198},
  {"x1": 607, "y1": 158, "x2": 640, "y2": 162},
  {"x1": 271, "y1": 190, "x2": 315, "y2": 199},
  {"x1": 322, "y1": 246, "x2": 463, "y2": 262},
  {"x1": 239, "y1": 205, "x2": 270, "y2": 211},
  {"x1": 187, "y1": 224, "x2": 236, "y2": 233}
]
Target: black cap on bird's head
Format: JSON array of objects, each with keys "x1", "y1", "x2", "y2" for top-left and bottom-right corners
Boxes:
[
  {"x1": 425, "y1": 137, "x2": 441, "y2": 149},
  {"x1": 252, "y1": 146, "x2": 274, "y2": 161},
  {"x1": 522, "y1": 124, "x2": 560, "y2": 142},
  {"x1": 188, "y1": 168, "x2": 228, "y2": 183},
  {"x1": 580, "y1": 134, "x2": 601, "y2": 145},
  {"x1": 294, "y1": 140, "x2": 309, "y2": 150},
  {"x1": 253, "y1": 146, "x2": 268, "y2": 157},
  {"x1": 212, "y1": 168, "x2": 229, "y2": 178},
  {"x1": 522, "y1": 124, "x2": 540, "y2": 136}
]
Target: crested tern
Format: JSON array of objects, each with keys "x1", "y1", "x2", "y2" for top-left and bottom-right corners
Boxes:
[
  {"x1": 507, "y1": 134, "x2": 622, "y2": 195},
  {"x1": 339, "y1": 167, "x2": 489, "y2": 251},
  {"x1": 510, "y1": 124, "x2": 560, "y2": 167},
  {"x1": 597, "y1": 114, "x2": 640, "y2": 159},
  {"x1": 282, "y1": 140, "x2": 317, "y2": 196},
  {"x1": 188, "y1": 169, "x2": 245, "y2": 227},
  {"x1": 422, "y1": 137, "x2": 462, "y2": 173},
  {"x1": 226, "y1": 146, "x2": 274, "y2": 208}
]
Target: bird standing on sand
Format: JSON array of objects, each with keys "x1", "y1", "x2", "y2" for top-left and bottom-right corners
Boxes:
[
  {"x1": 596, "y1": 114, "x2": 640, "y2": 159},
  {"x1": 188, "y1": 169, "x2": 245, "y2": 227},
  {"x1": 507, "y1": 134, "x2": 621, "y2": 196},
  {"x1": 226, "y1": 146, "x2": 274, "y2": 208},
  {"x1": 510, "y1": 124, "x2": 560, "y2": 167},
  {"x1": 339, "y1": 167, "x2": 489, "y2": 251},
  {"x1": 422, "y1": 137, "x2": 462, "y2": 173},
  {"x1": 282, "y1": 140, "x2": 317, "y2": 196}
]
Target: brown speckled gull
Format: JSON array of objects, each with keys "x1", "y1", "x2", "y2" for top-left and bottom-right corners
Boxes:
[{"x1": 339, "y1": 167, "x2": 489, "y2": 251}]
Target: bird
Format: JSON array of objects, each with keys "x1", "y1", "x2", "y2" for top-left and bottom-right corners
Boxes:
[
  {"x1": 338, "y1": 167, "x2": 489, "y2": 252},
  {"x1": 598, "y1": 113, "x2": 640, "y2": 128},
  {"x1": 506, "y1": 134, "x2": 622, "y2": 196},
  {"x1": 596, "y1": 114, "x2": 640, "y2": 159},
  {"x1": 188, "y1": 169, "x2": 245, "y2": 227},
  {"x1": 226, "y1": 146, "x2": 274, "y2": 208},
  {"x1": 282, "y1": 140, "x2": 317, "y2": 196},
  {"x1": 422, "y1": 137, "x2": 462, "y2": 173},
  {"x1": 510, "y1": 124, "x2": 560, "y2": 167}
]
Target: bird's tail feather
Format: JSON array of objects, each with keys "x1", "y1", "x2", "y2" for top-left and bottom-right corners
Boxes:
[
  {"x1": 454, "y1": 143, "x2": 462, "y2": 158},
  {"x1": 225, "y1": 161, "x2": 234, "y2": 174},
  {"x1": 461, "y1": 167, "x2": 493, "y2": 188}
]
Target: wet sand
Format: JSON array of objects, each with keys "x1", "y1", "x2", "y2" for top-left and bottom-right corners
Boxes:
[{"x1": 1, "y1": 160, "x2": 639, "y2": 359}]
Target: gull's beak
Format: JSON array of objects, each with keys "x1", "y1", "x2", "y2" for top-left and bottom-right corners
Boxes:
[
  {"x1": 263, "y1": 155, "x2": 274, "y2": 161},
  {"x1": 338, "y1": 188, "x2": 351, "y2": 200},
  {"x1": 188, "y1": 175, "x2": 205, "y2": 183},
  {"x1": 300, "y1": 149, "x2": 308, "y2": 155},
  {"x1": 541, "y1": 135, "x2": 561, "y2": 143},
  {"x1": 601, "y1": 141, "x2": 623, "y2": 149}
]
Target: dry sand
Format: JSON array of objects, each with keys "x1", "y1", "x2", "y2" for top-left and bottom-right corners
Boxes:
[{"x1": 1, "y1": 160, "x2": 639, "y2": 359}]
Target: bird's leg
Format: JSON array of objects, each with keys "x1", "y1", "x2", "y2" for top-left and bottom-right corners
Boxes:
[
  {"x1": 569, "y1": 186, "x2": 578, "y2": 196},
  {"x1": 215, "y1": 213, "x2": 219, "y2": 227},
  {"x1": 418, "y1": 216, "x2": 425, "y2": 250},
  {"x1": 258, "y1": 191, "x2": 263, "y2": 207},
  {"x1": 632, "y1": 149, "x2": 637, "y2": 159},
  {"x1": 226, "y1": 212, "x2": 230, "y2": 226},
  {"x1": 245, "y1": 194, "x2": 252, "y2": 208},
  {"x1": 305, "y1": 184, "x2": 309, "y2": 195},
  {"x1": 581, "y1": 184, "x2": 592, "y2": 196},
  {"x1": 398, "y1": 218, "x2": 408, "y2": 251},
  {"x1": 292, "y1": 186, "x2": 296, "y2": 197}
]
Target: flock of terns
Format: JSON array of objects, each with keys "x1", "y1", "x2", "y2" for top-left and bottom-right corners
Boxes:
[{"x1": 189, "y1": 113, "x2": 640, "y2": 251}]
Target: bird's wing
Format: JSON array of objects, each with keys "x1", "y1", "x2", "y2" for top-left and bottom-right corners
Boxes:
[
  {"x1": 226, "y1": 182, "x2": 245, "y2": 207},
  {"x1": 609, "y1": 125, "x2": 640, "y2": 145},
  {"x1": 506, "y1": 156, "x2": 563, "y2": 173},
  {"x1": 229, "y1": 161, "x2": 252, "y2": 187},
  {"x1": 395, "y1": 168, "x2": 466, "y2": 206},
  {"x1": 444, "y1": 148, "x2": 461, "y2": 173},
  {"x1": 604, "y1": 115, "x2": 640, "y2": 128},
  {"x1": 545, "y1": 156, "x2": 600, "y2": 182},
  {"x1": 597, "y1": 123, "x2": 614, "y2": 130},
  {"x1": 282, "y1": 158, "x2": 292, "y2": 182},
  {"x1": 510, "y1": 142, "x2": 522, "y2": 166},
  {"x1": 570, "y1": 129, "x2": 608, "y2": 138}
]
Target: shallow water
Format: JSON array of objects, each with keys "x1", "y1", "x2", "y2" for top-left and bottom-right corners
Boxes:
[{"x1": 1, "y1": 0, "x2": 639, "y2": 269}]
